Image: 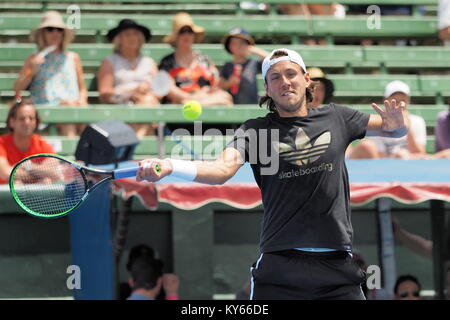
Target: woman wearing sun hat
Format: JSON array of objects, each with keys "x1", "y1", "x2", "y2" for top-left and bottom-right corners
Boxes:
[
  {"x1": 97, "y1": 19, "x2": 162, "y2": 137},
  {"x1": 306, "y1": 67, "x2": 335, "y2": 108},
  {"x1": 13, "y1": 11, "x2": 87, "y2": 137},
  {"x1": 158, "y1": 12, "x2": 232, "y2": 106}
]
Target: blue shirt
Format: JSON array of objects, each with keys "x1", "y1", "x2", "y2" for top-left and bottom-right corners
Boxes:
[{"x1": 127, "y1": 292, "x2": 154, "y2": 300}]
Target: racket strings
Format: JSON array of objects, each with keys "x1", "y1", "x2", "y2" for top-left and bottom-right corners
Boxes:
[{"x1": 12, "y1": 158, "x2": 86, "y2": 216}]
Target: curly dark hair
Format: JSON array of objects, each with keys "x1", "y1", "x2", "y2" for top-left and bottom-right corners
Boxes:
[{"x1": 259, "y1": 50, "x2": 316, "y2": 113}]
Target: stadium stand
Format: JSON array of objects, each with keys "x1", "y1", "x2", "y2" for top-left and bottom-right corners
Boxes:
[
  {"x1": 0, "y1": 13, "x2": 439, "y2": 44},
  {"x1": 1, "y1": 44, "x2": 449, "y2": 74},
  {"x1": 0, "y1": 0, "x2": 447, "y2": 160}
]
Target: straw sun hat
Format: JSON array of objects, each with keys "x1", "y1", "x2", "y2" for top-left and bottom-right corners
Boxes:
[
  {"x1": 29, "y1": 11, "x2": 75, "y2": 51},
  {"x1": 163, "y1": 12, "x2": 205, "y2": 46}
]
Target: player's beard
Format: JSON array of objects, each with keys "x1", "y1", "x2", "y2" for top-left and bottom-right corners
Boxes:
[{"x1": 274, "y1": 92, "x2": 306, "y2": 115}]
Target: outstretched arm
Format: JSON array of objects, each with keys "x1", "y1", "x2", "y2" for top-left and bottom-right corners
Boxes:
[
  {"x1": 366, "y1": 99, "x2": 410, "y2": 138},
  {"x1": 136, "y1": 147, "x2": 244, "y2": 185},
  {"x1": 392, "y1": 217, "x2": 433, "y2": 259}
]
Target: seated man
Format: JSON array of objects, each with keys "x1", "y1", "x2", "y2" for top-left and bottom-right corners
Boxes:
[
  {"x1": 349, "y1": 81, "x2": 427, "y2": 159},
  {"x1": 0, "y1": 98, "x2": 55, "y2": 184},
  {"x1": 120, "y1": 244, "x2": 180, "y2": 300},
  {"x1": 127, "y1": 256, "x2": 181, "y2": 300}
]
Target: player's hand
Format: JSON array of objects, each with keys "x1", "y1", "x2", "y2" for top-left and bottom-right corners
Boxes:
[
  {"x1": 136, "y1": 158, "x2": 172, "y2": 182},
  {"x1": 371, "y1": 99, "x2": 408, "y2": 132}
]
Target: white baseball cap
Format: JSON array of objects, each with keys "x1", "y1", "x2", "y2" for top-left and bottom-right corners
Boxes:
[
  {"x1": 262, "y1": 48, "x2": 307, "y2": 81},
  {"x1": 384, "y1": 80, "x2": 411, "y2": 99}
]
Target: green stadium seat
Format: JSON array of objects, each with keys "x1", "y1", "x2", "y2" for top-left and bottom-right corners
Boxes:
[
  {"x1": 420, "y1": 76, "x2": 450, "y2": 96},
  {"x1": 0, "y1": 13, "x2": 438, "y2": 44},
  {"x1": 420, "y1": 76, "x2": 450, "y2": 104},
  {"x1": 0, "y1": 44, "x2": 365, "y2": 71},
  {"x1": 311, "y1": 16, "x2": 438, "y2": 44},
  {"x1": 364, "y1": 46, "x2": 450, "y2": 71},
  {"x1": 2, "y1": 44, "x2": 449, "y2": 76},
  {"x1": 2, "y1": 73, "x2": 446, "y2": 104},
  {"x1": 12, "y1": 0, "x2": 440, "y2": 5}
]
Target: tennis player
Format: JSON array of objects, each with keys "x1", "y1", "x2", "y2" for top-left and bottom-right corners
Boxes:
[{"x1": 137, "y1": 48, "x2": 409, "y2": 300}]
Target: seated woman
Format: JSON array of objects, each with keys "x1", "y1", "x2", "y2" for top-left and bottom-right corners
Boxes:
[
  {"x1": 97, "y1": 19, "x2": 162, "y2": 138},
  {"x1": 13, "y1": 11, "x2": 88, "y2": 137},
  {"x1": 159, "y1": 12, "x2": 233, "y2": 107}
]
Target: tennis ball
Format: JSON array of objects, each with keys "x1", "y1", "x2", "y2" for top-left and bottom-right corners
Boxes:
[{"x1": 182, "y1": 100, "x2": 202, "y2": 121}]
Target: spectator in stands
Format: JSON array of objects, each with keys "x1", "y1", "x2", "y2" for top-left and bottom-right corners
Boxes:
[
  {"x1": 435, "y1": 107, "x2": 450, "y2": 153},
  {"x1": 306, "y1": 67, "x2": 334, "y2": 108},
  {"x1": 277, "y1": 3, "x2": 345, "y2": 45},
  {"x1": 127, "y1": 256, "x2": 163, "y2": 300},
  {"x1": 98, "y1": 19, "x2": 162, "y2": 138},
  {"x1": 392, "y1": 217, "x2": 450, "y2": 299},
  {"x1": 13, "y1": 11, "x2": 87, "y2": 137},
  {"x1": 120, "y1": 244, "x2": 180, "y2": 300},
  {"x1": 439, "y1": 0, "x2": 450, "y2": 46},
  {"x1": 393, "y1": 275, "x2": 422, "y2": 300},
  {"x1": 349, "y1": 81, "x2": 427, "y2": 159},
  {"x1": 218, "y1": 28, "x2": 269, "y2": 105},
  {"x1": 159, "y1": 12, "x2": 233, "y2": 106},
  {"x1": 0, "y1": 98, "x2": 55, "y2": 184}
]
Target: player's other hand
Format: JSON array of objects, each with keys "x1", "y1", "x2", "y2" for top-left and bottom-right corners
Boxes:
[{"x1": 136, "y1": 158, "x2": 172, "y2": 182}]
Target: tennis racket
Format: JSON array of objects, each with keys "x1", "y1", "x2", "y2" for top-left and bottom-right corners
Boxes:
[{"x1": 9, "y1": 153, "x2": 160, "y2": 219}]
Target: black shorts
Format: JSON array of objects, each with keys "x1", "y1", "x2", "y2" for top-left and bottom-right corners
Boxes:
[{"x1": 250, "y1": 250, "x2": 367, "y2": 300}]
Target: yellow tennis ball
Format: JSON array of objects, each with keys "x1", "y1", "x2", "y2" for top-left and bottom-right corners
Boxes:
[{"x1": 182, "y1": 100, "x2": 202, "y2": 121}]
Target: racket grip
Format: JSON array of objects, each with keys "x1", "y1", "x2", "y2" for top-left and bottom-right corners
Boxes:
[
  {"x1": 114, "y1": 164, "x2": 161, "y2": 179},
  {"x1": 114, "y1": 167, "x2": 139, "y2": 179}
]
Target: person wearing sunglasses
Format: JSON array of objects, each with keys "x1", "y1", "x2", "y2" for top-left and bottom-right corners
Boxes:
[
  {"x1": 159, "y1": 12, "x2": 233, "y2": 107},
  {"x1": 394, "y1": 275, "x2": 422, "y2": 300},
  {"x1": 13, "y1": 11, "x2": 87, "y2": 137}
]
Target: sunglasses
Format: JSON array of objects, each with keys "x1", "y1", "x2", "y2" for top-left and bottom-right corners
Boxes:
[
  {"x1": 399, "y1": 291, "x2": 420, "y2": 298},
  {"x1": 178, "y1": 26, "x2": 194, "y2": 34},
  {"x1": 44, "y1": 27, "x2": 64, "y2": 32}
]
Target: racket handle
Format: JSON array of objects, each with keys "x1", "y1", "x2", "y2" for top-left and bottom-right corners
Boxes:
[
  {"x1": 113, "y1": 164, "x2": 161, "y2": 179},
  {"x1": 114, "y1": 167, "x2": 139, "y2": 179}
]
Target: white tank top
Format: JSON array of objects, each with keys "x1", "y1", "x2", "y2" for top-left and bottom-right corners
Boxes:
[{"x1": 106, "y1": 53, "x2": 156, "y2": 94}]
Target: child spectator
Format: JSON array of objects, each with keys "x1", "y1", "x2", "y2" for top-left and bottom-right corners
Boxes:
[{"x1": 218, "y1": 28, "x2": 269, "y2": 105}]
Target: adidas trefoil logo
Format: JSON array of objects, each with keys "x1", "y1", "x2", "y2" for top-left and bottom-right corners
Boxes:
[{"x1": 273, "y1": 128, "x2": 331, "y2": 166}]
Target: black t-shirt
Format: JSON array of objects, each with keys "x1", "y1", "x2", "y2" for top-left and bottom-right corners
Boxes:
[
  {"x1": 227, "y1": 104, "x2": 370, "y2": 253},
  {"x1": 220, "y1": 58, "x2": 262, "y2": 105}
]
